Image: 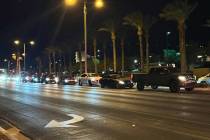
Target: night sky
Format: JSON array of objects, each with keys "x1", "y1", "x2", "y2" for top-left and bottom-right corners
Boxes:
[{"x1": 0, "y1": 0, "x2": 210, "y2": 65}]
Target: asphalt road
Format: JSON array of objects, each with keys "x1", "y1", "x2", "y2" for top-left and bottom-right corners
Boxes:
[{"x1": 0, "y1": 82, "x2": 210, "y2": 140}]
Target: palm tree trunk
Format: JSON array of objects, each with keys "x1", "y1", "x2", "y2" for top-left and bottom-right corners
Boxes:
[
  {"x1": 79, "y1": 44, "x2": 83, "y2": 74},
  {"x1": 140, "y1": 35, "x2": 144, "y2": 71},
  {"x1": 138, "y1": 28, "x2": 144, "y2": 71},
  {"x1": 103, "y1": 43, "x2": 107, "y2": 71},
  {"x1": 48, "y1": 54, "x2": 52, "y2": 74},
  {"x1": 112, "y1": 32, "x2": 117, "y2": 72},
  {"x1": 93, "y1": 38, "x2": 98, "y2": 74},
  {"x1": 179, "y1": 22, "x2": 187, "y2": 73},
  {"x1": 146, "y1": 34, "x2": 149, "y2": 73},
  {"x1": 121, "y1": 39, "x2": 125, "y2": 76},
  {"x1": 63, "y1": 55, "x2": 66, "y2": 71},
  {"x1": 53, "y1": 52, "x2": 56, "y2": 74}
]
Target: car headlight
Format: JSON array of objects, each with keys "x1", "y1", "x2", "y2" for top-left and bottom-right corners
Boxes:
[
  {"x1": 55, "y1": 77, "x2": 59, "y2": 82},
  {"x1": 91, "y1": 78, "x2": 96, "y2": 81},
  {"x1": 64, "y1": 79, "x2": 68, "y2": 83},
  {"x1": 178, "y1": 76, "x2": 186, "y2": 82},
  {"x1": 46, "y1": 78, "x2": 50, "y2": 81},
  {"x1": 119, "y1": 80, "x2": 125, "y2": 85},
  {"x1": 34, "y1": 78, "x2": 38, "y2": 82},
  {"x1": 25, "y1": 76, "x2": 29, "y2": 81}
]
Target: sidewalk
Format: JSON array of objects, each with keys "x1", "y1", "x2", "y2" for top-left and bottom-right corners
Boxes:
[
  {"x1": 0, "y1": 119, "x2": 30, "y2": 140},
  {"x1": 0, "y1": 132, "x2": 10, "y2": 140}
]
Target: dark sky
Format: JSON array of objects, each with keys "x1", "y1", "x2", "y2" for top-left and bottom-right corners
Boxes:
[{"x1": 0, "y1": 0, "x2": 210, "y2": 63}]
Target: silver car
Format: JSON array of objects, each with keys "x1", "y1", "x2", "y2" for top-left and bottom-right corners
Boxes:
[{"x1": 197, "y1": 73, "x2": 210, "y2": 86}]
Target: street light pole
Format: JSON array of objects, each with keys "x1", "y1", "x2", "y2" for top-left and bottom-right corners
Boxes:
[
  {"x1": 65, "y1": 0, "x2": 104, "y2": 73},
  {"x1": 84, "y1": 0, "x2": 88, "y2": 73}
]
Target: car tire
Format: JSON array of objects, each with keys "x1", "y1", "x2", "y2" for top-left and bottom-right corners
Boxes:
[
  {"x1": 88, "y1": 80, "x2": 92, "y2": 86},
  {"x1": 185, "y1": 87, "x2": 194, "y2": 91},
  {"x1": 129, "y1": 85, "x2": 134, "y2": 89},
  {"x1": 137, "y1": 82, "x2": 144, "y2": 91},
  {"x1": 201, "y1": 81, "x2": 208, "y2": 88},
  {"x1": 116, "y1": 84, "x2": 121, "y2": 89},
  {"x1": 151, "y1": 85, "x2": 158, "y2": 90},
  {"x1": 101, "y1": 84, "x2": 105, "y2": 88},
  {"x1": 169, "y1": 81, "x2": 180, "y2": 93},
  {"x1": 79, "y1": 80, "x2": 82, "y2": 86}
]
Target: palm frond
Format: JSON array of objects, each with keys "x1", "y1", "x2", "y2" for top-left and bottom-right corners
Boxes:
[{"x1": 160, "y1": 0, "x2": 198, "y2": 22}]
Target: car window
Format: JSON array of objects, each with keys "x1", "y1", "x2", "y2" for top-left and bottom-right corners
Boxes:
[
  {"x1": 81, "y1": 74, "x2": 87, "y2": 77},
  {"x1": 89, "y1": 73, "x2": 98, "y2": 77}
]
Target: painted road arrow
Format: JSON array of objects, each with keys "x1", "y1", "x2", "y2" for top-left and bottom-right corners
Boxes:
[{"x1": 45, "y1": 114, "x2": 84, "y2": 128}]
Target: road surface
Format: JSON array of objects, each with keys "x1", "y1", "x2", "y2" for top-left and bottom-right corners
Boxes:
[{"x1": 0, "y1": 82, "x2": 210, "y2": 140}]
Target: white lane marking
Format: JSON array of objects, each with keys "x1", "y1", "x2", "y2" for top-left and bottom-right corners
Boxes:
[{"x1": 45, "y1": 114, "x2": 84, "y2": 128}]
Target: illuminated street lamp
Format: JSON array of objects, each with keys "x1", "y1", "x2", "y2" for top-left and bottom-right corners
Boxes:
[
  {"x1": 14, "y1": 40, "x2": 35, "y2": 72},
  {"x1": 65, "y1": 0, "x2": 104, "y2": 73}
]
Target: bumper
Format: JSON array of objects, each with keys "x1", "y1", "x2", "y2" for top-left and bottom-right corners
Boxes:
[
  {"x1": 119, "y1": 83, "x2": 134, "y2": 88},
  {"x1": 180, "y1": 80, "x2": 196, "y2": 88}
]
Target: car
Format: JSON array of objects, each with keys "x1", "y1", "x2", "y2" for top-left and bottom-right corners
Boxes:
[
  {"x1": 31, "y1": 74, "x2": 42, "y2": 83},
  {"x1": 78, "y1": 73, "x2": 102, "y2": 86},
  {"x1": 43, "y1": 74, "x2": 59, "y2": 84},
  {"x1": 132, "y1": 67, "x2": 196, "y2": 92},
  {"x1": 99, "y1": 74, "x2": 134, "y2": 89},
  {"x1": 20, "y1": 72, "x2": 32, "y2": 83},
  {"x1": 197, "y1": 73, "x2": 210, "y2": 87},
  {"x1": 59, "y1": 75, "x2": 77, "y2": 85}
]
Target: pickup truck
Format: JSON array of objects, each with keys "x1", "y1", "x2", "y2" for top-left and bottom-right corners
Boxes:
[{"x1": 132, "y1": 67, "x2": 196, "y2": 92}]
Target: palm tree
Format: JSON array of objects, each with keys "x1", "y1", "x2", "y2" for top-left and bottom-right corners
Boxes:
[
  {"x1": 93, "y1": 37, "x2": 98, "y2": 74},
  {"x1": 98, "y1": 19, "x2": 118, "y2": 72},
  {"x1": 124, "y1": 12, "x2": 144, "y2": 71},
  {"x1": 89, "y1": 29, "x2": 99, "y2": 74},
  {"x1": 143, "y1": 15, "x2": 157, "y2": 72},
  {"x1": 118, "y1": 28, "x2": 127, "y2": 76},
  {"x1": 45, "y1": 47, "x2": 53, "y2": 74},
  {"x1": 102, "y1": 42, "x2": 107, "y2": 71},
  {"x1": 35, "y1": 57, "x2": 42, "y2": 74},
  {"x1": 160, "y1": 0, "x2": 197, "y2": 73}
]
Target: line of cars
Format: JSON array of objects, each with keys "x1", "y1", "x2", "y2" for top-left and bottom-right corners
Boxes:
[
  {"x1": 20, "y1": 72, "x2": 135, "y2": 89},
  {"x1": 17, "y1": 68, "x2": 210, "y2": 92}
]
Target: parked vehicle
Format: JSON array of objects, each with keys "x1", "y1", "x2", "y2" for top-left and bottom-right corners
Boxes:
[
  {"x1": 132, "y1": 67, "x2": 196, "y2": 92},
  {"x1": 99, "y1": 74, "x2": 134, "y2": 88},
  {"x1": 78, "y1": 73, "x2": 102, "y2": 86},
  {"x1": 197, "y1": 73, "x2": 210, "y2": 87}
]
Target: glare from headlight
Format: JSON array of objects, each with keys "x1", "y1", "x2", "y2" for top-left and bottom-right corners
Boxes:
[
  {"x1": 178, "y1": 76, "x2": 186, "y2": 82},
  {"x1": 64, "y1": 79, "x2": 68, "y2": 83},
  {"x1": 119, "y1": 80, "x2": 125, "y2": 85},
  {"x1": 55, "y1": 77, "x2": 59, "y2": 83},
  {"x1": 46, "y1": 78, "x2": 50, "y2": 81},
  {"x1": 0, "y1": 75, "x2": 7, "y2": 81},
  {"x1": 25, "y1": 76, "x2": 29, "y2": 81},
  {"x1": 34, "y1": 78, "x2": 38, "y2": 82}
]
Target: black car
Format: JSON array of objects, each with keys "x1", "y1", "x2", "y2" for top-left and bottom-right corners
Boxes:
[{"x1": 99, "y1": 74, "x2": 134, "y2": 88}]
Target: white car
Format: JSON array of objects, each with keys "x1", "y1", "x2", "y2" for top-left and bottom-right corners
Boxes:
[
  {"x1": 197, "y1": 73, "x2": 210, "y2": 86},
  {"x1": 78, "y1": 73, "x2": 102, "y2": 86}
]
